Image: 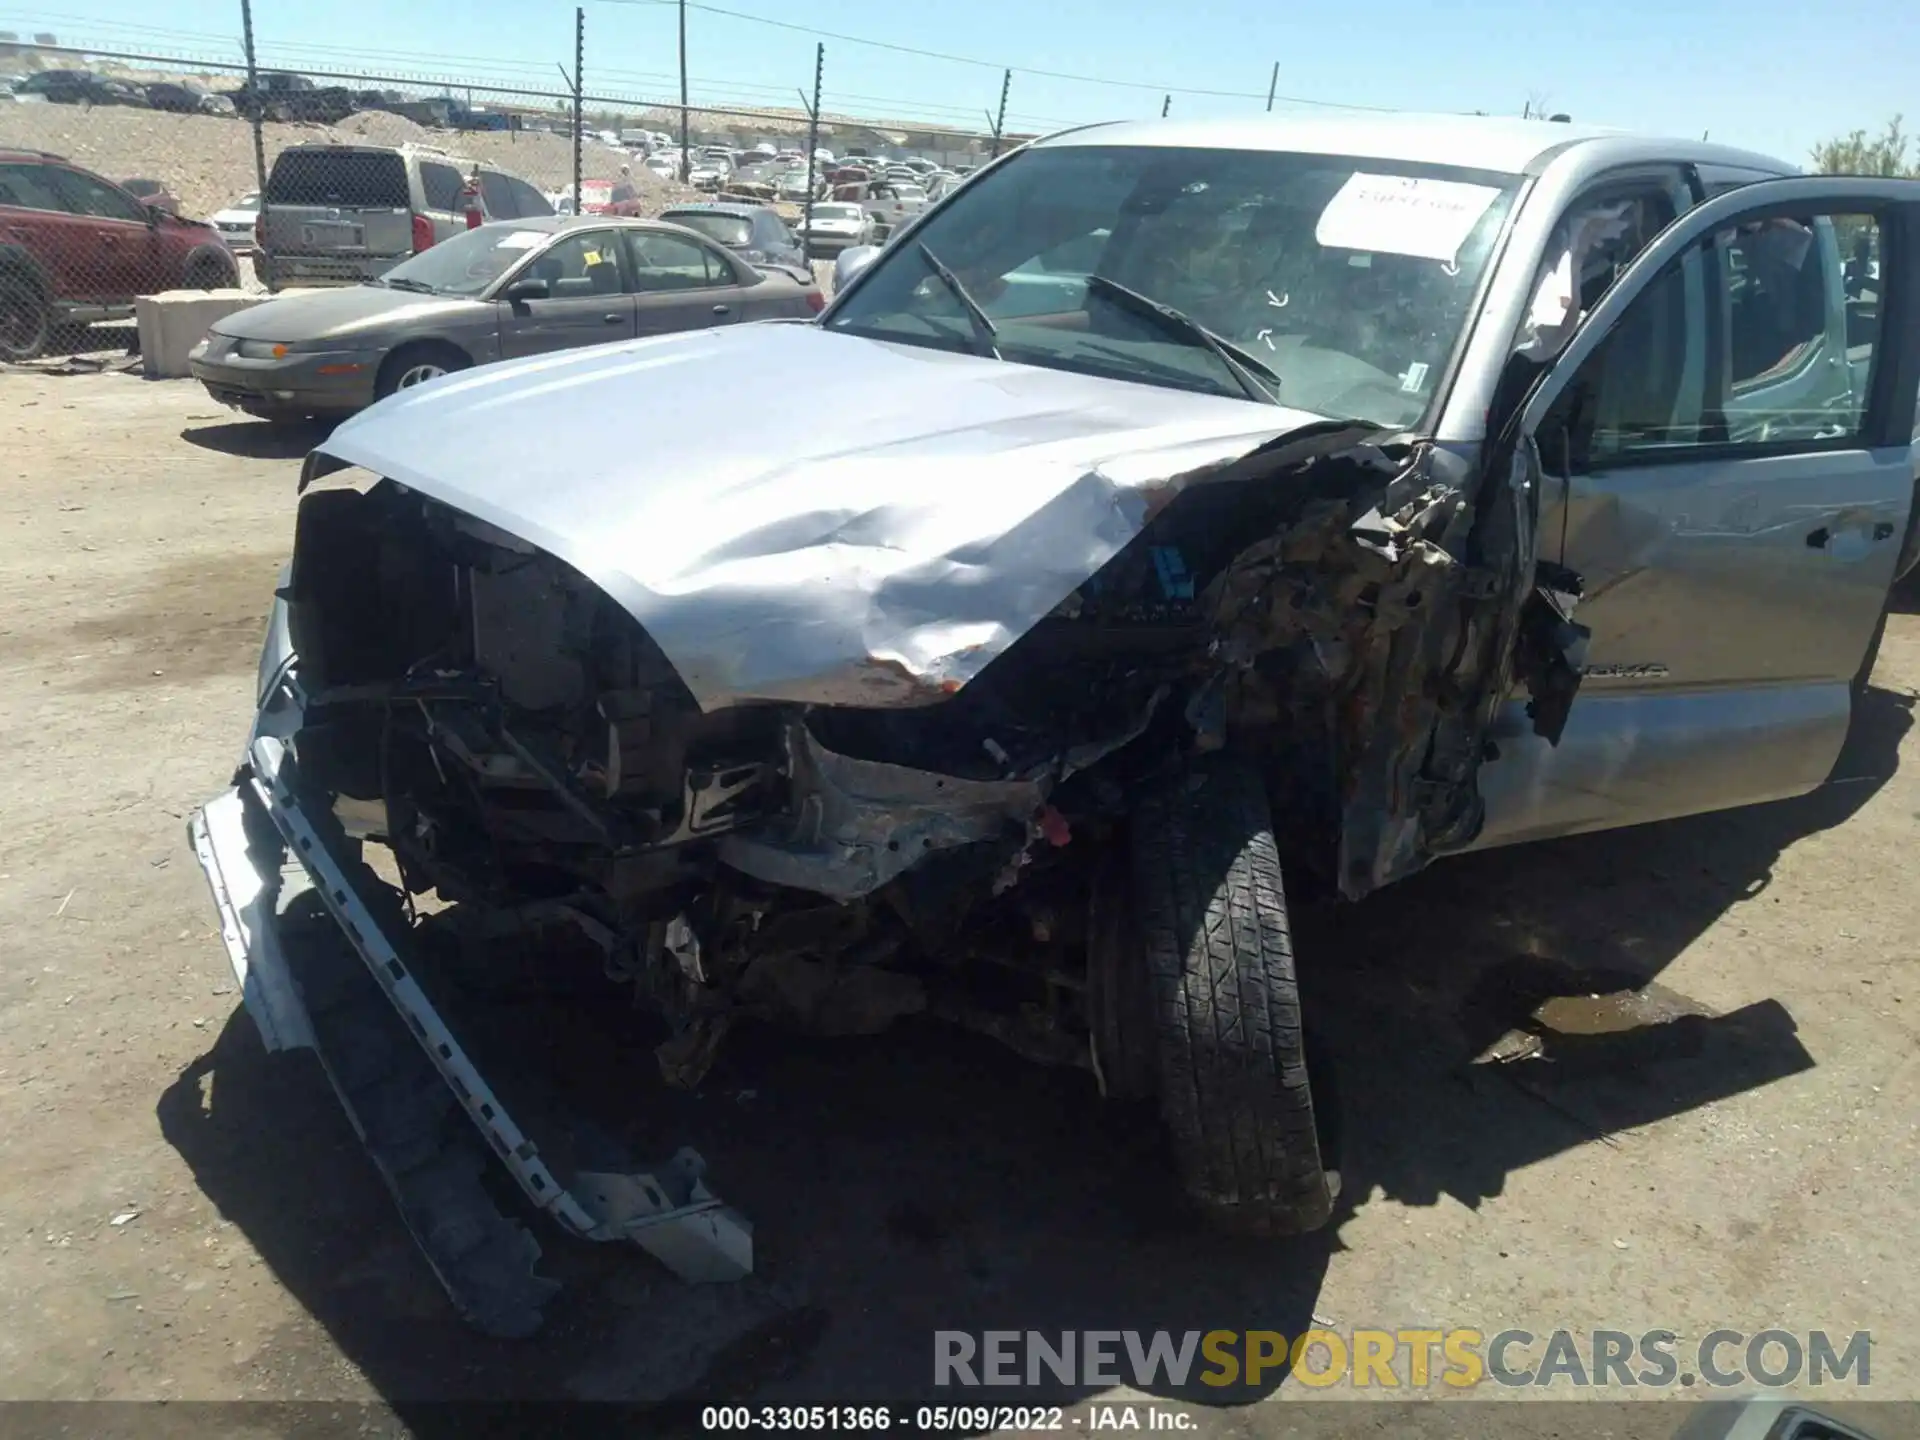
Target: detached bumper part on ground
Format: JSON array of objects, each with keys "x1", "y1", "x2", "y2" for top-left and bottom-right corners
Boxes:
[{"x1": 187, "y1": 668, "x2": 753, "y2": 1337}]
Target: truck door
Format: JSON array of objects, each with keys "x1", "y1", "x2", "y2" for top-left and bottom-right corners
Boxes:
[{"x1": 1476, "y1": 177, "x2": 1920, "y2": 848}]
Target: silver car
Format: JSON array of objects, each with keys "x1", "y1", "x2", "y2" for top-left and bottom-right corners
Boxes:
[
  {"x1": 189, "y1": 216, "x2": 823, "y2": 421},
  {"x1": 795, "y1": 201, "x2": 875, "y2": 256},
  {"x1": 189, "y1": 113, "x2": 1920, "y2": 1336}
]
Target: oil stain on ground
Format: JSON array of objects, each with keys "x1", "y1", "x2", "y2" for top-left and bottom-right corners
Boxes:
[
  {"x1": 1455, "y1": 954, "x2": 1813, "y2": 1136},
  {"x1": 15, "y1": 551, "x2": 285, "y2": 694}
]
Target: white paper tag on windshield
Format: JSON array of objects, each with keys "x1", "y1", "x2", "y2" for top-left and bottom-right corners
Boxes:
[
  {"x1": 1315, "y1": 174, "x2": 1503, "y2": 263},
  {"x1": 495, "y1": 230, "x2": 546, "y2": 250}
]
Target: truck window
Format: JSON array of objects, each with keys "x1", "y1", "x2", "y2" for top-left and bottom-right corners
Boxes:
[
  {"x1": 1514, "y1": 182, "x2": 1678, "y2": 363},
  {"x1": 268, "y1": 149, "x2": 408, "y2": 208},
  {"x1": 1724, "y1": 218, "x2": 1831, "y2": 390},
  {"x1": 478, "y1": 170, "x2": 517, "y2": 218},
  {"x1": 1544, "y1": 209, "x2": 1874, "y2": 467},
  {"x1": 419, "y1": 161, "x2": 464, "y2": 212},
  {"x1": 506, "y1": 176, "x2": 553, "y2": 217},
  {"x1": 1718, "y1": 213, "x2": 1871, "y2": 443}
]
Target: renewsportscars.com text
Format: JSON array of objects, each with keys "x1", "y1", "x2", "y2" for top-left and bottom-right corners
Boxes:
[{"x1": 933, "y1": 1328, "x2": 1872, "y2": 1390}]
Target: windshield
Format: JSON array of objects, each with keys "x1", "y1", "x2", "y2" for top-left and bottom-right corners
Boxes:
[
  {"x1": 665, "y1": 212, "x2": 752, "y2": 247},
  {"x1": 377, "y1": 223, "x2": 549, "y2": 296},
  {"x1": 826, "y1": 143, "x2": 1520, "y2": 423},
  {"x1": 811, "y1": 205, "x2": 862, "y2": 222},
  {"x1": 268, "y1": 148, "x2": 408, "y2": 208}
]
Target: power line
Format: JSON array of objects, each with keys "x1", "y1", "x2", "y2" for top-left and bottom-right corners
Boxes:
[
  {"x1": 12, "y1": 3, "x2": 1402, "y2": 114},
  {"x1": 589, "y1": 0, "x2": 1400, "y2": 110}
]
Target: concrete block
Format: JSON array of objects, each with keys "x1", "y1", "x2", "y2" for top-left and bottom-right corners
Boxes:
[{"x1": 135, "y1": 290, "x2": 272, "y2": 380}]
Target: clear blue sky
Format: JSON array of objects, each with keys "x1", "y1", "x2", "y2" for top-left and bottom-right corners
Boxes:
[{"x1": 7, "y1": 0, "x2": 1915, "y2": 161}]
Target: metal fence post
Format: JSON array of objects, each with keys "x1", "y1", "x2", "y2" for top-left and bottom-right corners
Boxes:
[
  {"x1": 572, "y1": 7, "x2": 584, "y2": 209},
  {"x1": 988, "y1": 69, "x2": 1010, "y2": 159},
  {"x1": 677, "y1": 0, "x2": 690, "y2": 182},
  {"x1": 802, "y1": 43, "x2": 822, "y2": 262},
  {"x1": 240, "y1": 0, "x2": 268, "y2": 289}
]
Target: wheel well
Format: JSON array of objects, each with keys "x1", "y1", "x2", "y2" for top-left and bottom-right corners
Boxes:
[
  {"x1": 183, "y1": 246, "x2": 237, "y2": 286},
  {"x1": 376, "y1": 340, "x2": 470, "y2": 392},
  {"x1": 0, "y1": 245, "x2": 52, "y2": 300}
]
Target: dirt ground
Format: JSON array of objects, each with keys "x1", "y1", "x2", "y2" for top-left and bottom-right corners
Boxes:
[{"x1": 2, "y1": 372, "x2": 1918, "y2": 1429}]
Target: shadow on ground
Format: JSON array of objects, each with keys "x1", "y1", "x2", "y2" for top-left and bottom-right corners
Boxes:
[
  {"x1": 1892, "y1": 565, "x2": 1920, "y2": 616},
  {"x1": 52, "y1": 322, "x2": 140, "y2": 360},
  {"x1": 180, "y1": 418, "x2": 336, "y2": 459},
  {"x1": 157, "y1": 687, "x2": 1911, "y2": 1420}
]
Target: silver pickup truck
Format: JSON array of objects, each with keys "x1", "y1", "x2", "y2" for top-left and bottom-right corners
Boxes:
[{"x1": 190, "y1": 112, "x2": 1920, "y2": 1334}]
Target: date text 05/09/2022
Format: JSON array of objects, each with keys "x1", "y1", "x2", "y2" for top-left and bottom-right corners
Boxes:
[{"x1": 700, "y1": 1406, "x2": 1195, "y2": 1431}]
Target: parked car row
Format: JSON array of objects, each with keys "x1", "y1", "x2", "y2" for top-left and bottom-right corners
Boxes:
[
  {"x1": 0, "y1": 145, "x2": 239, "y2": 360},
  {"x1": 6, "y1": 68, "x2": 235, "y2": 114},
  {"x1": 188, "y1": 215, "x2": 824, "y2": 421},
  {"x1": 5, "y1": 66, "x2": 422, "y2": 125}
]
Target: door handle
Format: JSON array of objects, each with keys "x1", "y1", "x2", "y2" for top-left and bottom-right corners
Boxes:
[
  {"x1": 602, "y1": 313, "x2": 623, "y2": 324},
  {"x1": 712, "y1": 304, "x2": 730, "y2": 315},
  {"x1": 1809, "y1": 521, "x2": 1897, "y2": 549}
]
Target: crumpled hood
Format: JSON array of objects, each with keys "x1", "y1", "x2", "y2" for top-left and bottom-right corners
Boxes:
[
  {"x1": 215, "y1": 285, "x2": 482, "y2": 342},
  {"x1": 309, "y1": 323, "x2": 1326, "y2": 711}
]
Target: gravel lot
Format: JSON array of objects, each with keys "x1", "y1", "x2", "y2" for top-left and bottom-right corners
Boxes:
[{"x1": 1, "y1": 371, "x2": 1918, "y2": 1429}]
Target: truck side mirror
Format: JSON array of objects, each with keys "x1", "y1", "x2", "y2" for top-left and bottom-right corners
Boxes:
[{"x1": 833, "y1": 246, "x2": 880, "y2": 290}]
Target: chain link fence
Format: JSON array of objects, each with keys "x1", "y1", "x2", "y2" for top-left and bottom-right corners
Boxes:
[{"x1": 0, "y1": 7, "x2": 1021, "y2": 359}]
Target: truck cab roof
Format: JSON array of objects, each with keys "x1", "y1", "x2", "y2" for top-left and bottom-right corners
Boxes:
[{"x1": 1036, "y1": 112, "x2": 1793, "y2": 181}]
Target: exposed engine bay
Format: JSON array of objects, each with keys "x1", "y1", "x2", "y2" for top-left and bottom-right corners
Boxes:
[{"x1": 279, "y1": 424, "x2": 1581, "y2": 1090}]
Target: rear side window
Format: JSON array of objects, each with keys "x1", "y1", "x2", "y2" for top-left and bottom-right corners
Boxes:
[
  {"x1": 478, "y1": 170, "x2": 517, "y2": 219},
  {"x1": 506, "y1": 175, "x2": 552, "y2": 216},
  {"x1": 50, "y1": 168, "x2": 145, "y2": 223},
  {"x1": 665, "y1": 211, "x2": 752, "y2": 248},
  {"x1": 268, "y1": 149, "x2": 408, "y2": 208},
  {"x1": 628, "y1": 231, "x2": 734, "y2": 290},
  {"x1": 0, "y1": 162, "x2": 69, "y2": 213},
  {"x1": 419, "y1": 162, "x2": 464, "y2": 212}
]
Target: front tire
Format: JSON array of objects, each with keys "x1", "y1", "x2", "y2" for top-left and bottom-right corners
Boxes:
[
  {"x1": 0, "y1": 278, "x2": 51, "y2": 362},
  {"x1": 184, "y1": 252, "x2": 237, "y2": 290},
  {"x1": 375, "y1": 343, "x2": 469, "y2": 399},
  {"x1": 1130, "y1": 757, "x2": 1338, "y2": 1236}
]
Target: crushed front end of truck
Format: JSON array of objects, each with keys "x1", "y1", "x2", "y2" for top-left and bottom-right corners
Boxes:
[{"x1": 188, "y1": 355, "x2": 1581, "y2": 1333}]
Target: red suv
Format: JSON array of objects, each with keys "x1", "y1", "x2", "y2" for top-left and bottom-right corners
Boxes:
[{"x1": 0, "y1": 148, "x2": 239, "y2": 360}]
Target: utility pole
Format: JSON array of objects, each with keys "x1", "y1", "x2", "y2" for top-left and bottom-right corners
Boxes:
[
  {"x1": 572, "y1": 7, "x2": 584, "y2": 208},
  {"x1": 988, "y1": 67, "x2": 1010, "y2": 159},
  {"x1": 677, "y1": 0, "x2": 690, "y2": 182},
  {"x1": 801, "y1": 43, "x2": 823, "y2": 251},
  {"x1": 239, "y1": 0, "x2": 269, "y2": 284},
  {"x1": 1265, "y1": 62, "x2": 1278, "y2": 112},
  {"x1": 1161, "y1": 94, "x2": 1170, "y2": 118}
]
